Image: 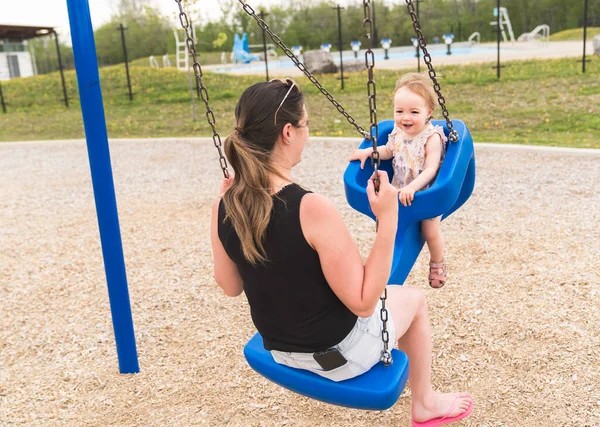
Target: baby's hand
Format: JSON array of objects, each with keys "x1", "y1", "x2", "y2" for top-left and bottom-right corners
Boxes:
[
  {"x1": 348, "y1": 148, "x2": 372, "y2": 170},
  {"x1": 398, "y1": 187, "x2": 415, "y2": 207}
]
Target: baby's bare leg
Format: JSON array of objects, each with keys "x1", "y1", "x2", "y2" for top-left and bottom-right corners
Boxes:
[{"x1": 421, "y1": 217, "x2": 444, "y2": 262}]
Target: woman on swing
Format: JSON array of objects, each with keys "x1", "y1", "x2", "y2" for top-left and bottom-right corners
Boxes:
[{"x1": 210, "y1": 79, "x2": 473, "y2": 426}]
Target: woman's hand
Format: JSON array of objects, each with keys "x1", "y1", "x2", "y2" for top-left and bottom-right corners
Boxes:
[
  {"x1": 399, "y1": 186, "x2": 416, "y2": 207},
  {"x1": 366, "y1": 170, "x2": 398, "y2": 220},
  {"x1": 218, "y1": 176, "x2": 234, "y2": 198},
  {"x1": 349, "y1": 147, "x2": 373, "y2": 170}
]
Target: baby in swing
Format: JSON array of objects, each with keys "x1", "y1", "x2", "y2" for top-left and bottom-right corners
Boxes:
[{"x1": 349, "y1": 72, "x2": 448, "y2": 288}]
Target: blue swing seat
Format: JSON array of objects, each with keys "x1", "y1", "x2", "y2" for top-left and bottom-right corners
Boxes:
[
  {"x1": 344, "y1": 119, "x2": 476, "y2": 285},
  {"x1": 244, "y1": 333, "x2": 409, "y2": 410},
  {"x1": 242, "y1": 120, "x2": 475, "y2": 410}
]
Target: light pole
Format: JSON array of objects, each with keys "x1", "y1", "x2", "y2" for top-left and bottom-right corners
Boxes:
[{"x1": 333, "y1": 4, "x2": 345, "y2": 90}]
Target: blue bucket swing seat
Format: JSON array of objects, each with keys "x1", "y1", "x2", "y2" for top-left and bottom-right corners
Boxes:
[
  {"x1": 244, "y1": 120, "x2": 476, "y2": 411},
  {"x1": 344, "y1": 119, "x2": 477, "y2": 285}
]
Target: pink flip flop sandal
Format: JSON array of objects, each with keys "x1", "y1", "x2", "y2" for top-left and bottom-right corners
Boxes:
[{"x1": 411, "y1": 396, "x2": 473, "y2": 427}]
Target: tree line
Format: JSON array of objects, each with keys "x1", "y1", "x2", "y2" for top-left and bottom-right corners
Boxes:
[{"x1": 32, "y1": 0, "x2": 600, "y2": 74}]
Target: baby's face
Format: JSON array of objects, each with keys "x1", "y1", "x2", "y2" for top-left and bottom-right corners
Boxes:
[{"x1": 393, "y1": 87, "x2": 432, "y2": 138}]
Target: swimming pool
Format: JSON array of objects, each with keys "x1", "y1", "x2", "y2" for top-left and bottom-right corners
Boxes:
[{"x1": 214, "y1": 43, "x2": 511, "y2": 74}]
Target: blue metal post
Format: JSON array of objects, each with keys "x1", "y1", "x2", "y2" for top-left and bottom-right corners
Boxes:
[{"x1": 66, "y1": 0, "x2": 139, "y2": 373}]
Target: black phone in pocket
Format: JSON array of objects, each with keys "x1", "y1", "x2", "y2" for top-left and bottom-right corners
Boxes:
[{"x1": 313, "y1": 348, "x2": 348, "y2": 371}]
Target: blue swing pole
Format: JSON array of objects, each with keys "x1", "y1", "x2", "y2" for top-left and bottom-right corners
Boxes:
[{"x1": 66, "y1": 0, "x2": 139, "y2": 374}]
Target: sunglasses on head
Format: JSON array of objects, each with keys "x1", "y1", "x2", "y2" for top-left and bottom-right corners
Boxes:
[{"x1": 271, "y1": 78, "x2": 297, "y2": 125}]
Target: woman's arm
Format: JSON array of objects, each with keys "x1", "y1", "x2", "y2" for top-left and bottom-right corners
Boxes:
[
  {"x1": 210, "y1": 197, "x2": 244, "y2": 297},
  {"x1": 300, "y1": 172, "x2": 398, "y2": 317}
]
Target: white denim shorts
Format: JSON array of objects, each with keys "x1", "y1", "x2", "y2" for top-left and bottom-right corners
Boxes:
[{"x1": 270, "y1": 300, "x2": 396, "y2": 382}]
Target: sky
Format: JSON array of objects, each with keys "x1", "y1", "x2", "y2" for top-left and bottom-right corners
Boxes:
[{"x1": 0, "y1": 0, "x2": 295, "y2": 41}]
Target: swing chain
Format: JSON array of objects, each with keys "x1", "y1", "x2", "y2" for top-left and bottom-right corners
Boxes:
[
  {"x1": 404, "y1": 0, "x2": 459, "y2": 143},
  {"x1": 362, "y1": 0, "x2": 381, "y2": 192},
  {"x1": 176, "y1": 0, "x2": 230, "y2": 178},
  {"x1": 380, "y1": 287, "x2": 393, "y2": 366},
  {"x1": 362, "y1": 0, "x2": 392, "y2": 367},
  {"x1": 237, "y1": 0, "x2": 370, "y2": 139}
]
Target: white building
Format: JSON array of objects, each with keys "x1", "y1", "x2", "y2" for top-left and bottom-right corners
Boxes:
[
  {"x1": 0, "y1": 39, "x2": 35, "y2": 81},
  {"x1": 0, "y1": 25, "x2": 54, "y2": 81}
]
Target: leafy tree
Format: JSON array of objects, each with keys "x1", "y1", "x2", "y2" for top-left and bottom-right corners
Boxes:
[
  {"x1": 30, "y1": 34, "x2": 74, "y2": 75},
  {"x1": 94, "y1": 3, "x2": 173, "y2": 66}
]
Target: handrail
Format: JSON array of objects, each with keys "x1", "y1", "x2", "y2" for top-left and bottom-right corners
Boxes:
[
  {"x1": 468, "y1": 32, "x2": 481, "y2": 44},
  {"x1": 527, "y1": 24, "x2": 550, "y2": 43}
]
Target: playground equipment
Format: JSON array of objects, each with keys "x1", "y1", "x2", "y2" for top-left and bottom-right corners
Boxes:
[
  {"x1": 232, "y1": 33, "x2": 261, "y2": 64},
  {"x1": 468, "y1": 31, "x2": 481, "y2": 44},
  {"x1": 490, "y1": 7, "x2": 515, "y2": 43},
  {"x1": 526, "y1": 24, "x2": 550, "y2": 43},
  {"x1": 344, "y1": 120, "x2": 475, "y2": 286},
  {"x1": 66, "y1": 0, "x2": 138, "y2": 373},
  {"x1": 320, "y1": 43, "x2": 332, "y2": 53},
  {"x1": 443, "y1": 33, "x2": 454, "y2": 55},
  {"x1": 174, "y1": 26, "x2": 197, "y2": 70}
]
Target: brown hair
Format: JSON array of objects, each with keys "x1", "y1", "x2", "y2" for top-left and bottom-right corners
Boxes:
[
  {"x1": 222, "y1": 80, "x2": 305, "y2": 265},
  {"x1": 395, "y1": 72, "x2": 437, "y2": 112}
]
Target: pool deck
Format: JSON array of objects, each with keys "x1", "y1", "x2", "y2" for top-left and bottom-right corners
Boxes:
[{"x1": 205, "y1": 40, "x2": 595, "y2": 76}]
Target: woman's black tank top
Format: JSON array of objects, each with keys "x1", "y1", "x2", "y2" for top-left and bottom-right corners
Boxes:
[{"x1": 218, "y1": 183, "x2": 357, "y2": 352}]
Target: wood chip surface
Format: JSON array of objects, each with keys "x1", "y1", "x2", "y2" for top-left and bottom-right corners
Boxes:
[{"x1": 1, "y1": 138, "x2": 599, "y2": 426}]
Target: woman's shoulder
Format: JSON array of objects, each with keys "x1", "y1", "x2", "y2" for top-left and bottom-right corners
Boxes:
[
  {"x1": 299, "y1": 193, "x2": 340, "y2": 221},
  {"x1": 301, "y1": 192, "x2": 335, "y2": 209},
  {"x1": 299, "y1": 193, "x2": 344, "y2": 245}
]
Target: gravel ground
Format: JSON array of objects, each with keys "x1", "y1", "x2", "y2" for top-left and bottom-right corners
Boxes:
[{"x1": 1, "y1": 138, "x2": 599, "y2": 427}]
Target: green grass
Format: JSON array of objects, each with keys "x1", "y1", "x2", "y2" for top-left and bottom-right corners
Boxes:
[
  {"x1": 551, "y1": 27, "x2": 600, "y2": 41},
  {"x1": 1, "y1": 56, "x2": 599, "y2": 148}
]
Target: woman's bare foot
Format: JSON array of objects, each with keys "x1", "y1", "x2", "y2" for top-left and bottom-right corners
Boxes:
[{"x1": 412, "y1": 391, "x2": 472, "y2": 423}]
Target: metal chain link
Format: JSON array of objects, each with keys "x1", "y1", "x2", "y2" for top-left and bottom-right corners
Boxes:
[
  {"x1": 237, "y1": 0, "x2": 370, "y2": 139},
  {"x1": 379, "y1": 287, "x2": 392, "y2": 366},
  {"x1": 175, "y1": 0, "x2": 230, "y2": 178},
  {"x1": 362, "y1": 0, "x2": 392, "y2": 367},
  {"x1": 405, "y1": 0, "x2": 459, "y2": 142},
  {"x1": 362, "y1": 0, "x2": 380, "y2": 191}
]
